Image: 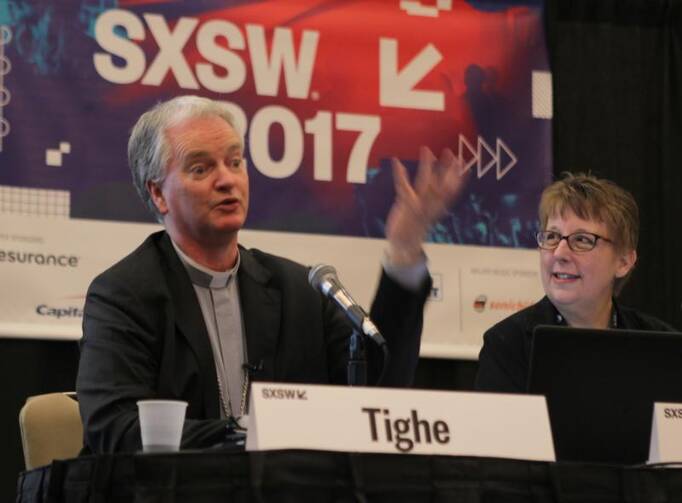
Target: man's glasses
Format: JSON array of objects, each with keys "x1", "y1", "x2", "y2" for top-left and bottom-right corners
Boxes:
[{"x1": 535, "y1": 231, "x2": 612, "y2": 252}]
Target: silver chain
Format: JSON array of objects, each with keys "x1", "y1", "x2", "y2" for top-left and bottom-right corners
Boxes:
[{"x1": 216, "y1": 366, "x2": 248, "y2": 418}]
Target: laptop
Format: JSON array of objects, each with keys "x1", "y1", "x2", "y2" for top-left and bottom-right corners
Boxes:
[{"x1": 527, "y1": 325, "x2": 682, "y2": 464}]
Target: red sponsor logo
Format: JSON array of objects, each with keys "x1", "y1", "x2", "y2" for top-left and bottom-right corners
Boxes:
[
  {"x1": 473, "y1": 296, "x2": 533, "y2": 313},
  {"x1": 489, "y1": 300, "x2": 533, "y2": 311},
  {"x1": 473, "y1": 295, "x2": 487, "y2": 312}
]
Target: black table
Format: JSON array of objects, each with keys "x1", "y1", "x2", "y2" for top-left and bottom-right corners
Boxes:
[{"x1": 16, "y1": 449, "x2": 682, "y2": 502}]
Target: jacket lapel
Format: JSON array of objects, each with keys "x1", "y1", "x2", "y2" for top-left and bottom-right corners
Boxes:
[
  {"x1": 157, "y1": 233, "x2": 221, "y2": 418},
  {"x1": 238, "y1": 248, "x2": 281, "y2": 382}
]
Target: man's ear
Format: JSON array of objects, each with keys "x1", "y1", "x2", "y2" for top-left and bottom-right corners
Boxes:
[
  {"x1": 147, "y1": 180, "x2": 168, "y2": 215},
  {"x1": 615, "y1": 248, "x2": 637, "y2": 279}
]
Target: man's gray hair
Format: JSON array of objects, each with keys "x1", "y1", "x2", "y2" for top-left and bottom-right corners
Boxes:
[{"x1": 128, "y1": 95, "x2": 241, "y2": 222}]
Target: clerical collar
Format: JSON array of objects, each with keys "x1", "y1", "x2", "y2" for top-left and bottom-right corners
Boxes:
[{"x1": 171, "y1": 240, "x2": 240, "y2": 289}]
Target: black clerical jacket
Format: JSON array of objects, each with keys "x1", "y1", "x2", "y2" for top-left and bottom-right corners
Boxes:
[{"x1": 77, "y1": 231, "x2": 430, "y2": 453}]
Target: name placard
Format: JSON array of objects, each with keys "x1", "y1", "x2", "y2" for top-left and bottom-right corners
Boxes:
[
  {"x1": 246, "y1": 382, "x2": 555, "y2": 461},
  {"x1": 648, "y1": 402, "x2": 682, "y2": 463}
]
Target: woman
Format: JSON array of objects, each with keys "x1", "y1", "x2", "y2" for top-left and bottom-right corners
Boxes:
[{"x1": 475, "y1": 173, "x2": 676, "y2": 392}]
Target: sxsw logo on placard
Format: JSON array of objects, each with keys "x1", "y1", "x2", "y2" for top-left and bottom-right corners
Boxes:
[
  {"x1": 664, "y1": 408, "x2": 682, "y2": 419},
  {"x1": 261, "y1": 387, "x2": 308, "y2": 400},
  {"x1": 429, "y1": 273, "x2": 443, "y2": 301}
]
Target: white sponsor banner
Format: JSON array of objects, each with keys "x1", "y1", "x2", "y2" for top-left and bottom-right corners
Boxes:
[
  {"x1": 648, "y1": 402, "x2": 682, "y2": 464},
  {"x1": 247, "y1": 382, "x2": 555, "y2": 461},
  {"x1": 0, "y1": 214, "x2": 543, "y2": 358},
  {"x1": 422, "y1": 244, "x2": 543, "y2": 358},
  {"x1": 0, "y1": 215, "x2": 161, "y2": 337}
]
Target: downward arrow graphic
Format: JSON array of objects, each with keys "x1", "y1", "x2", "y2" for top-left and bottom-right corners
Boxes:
[{"x1": 379, "y1": 38, "x2": 444, "y2": 111}]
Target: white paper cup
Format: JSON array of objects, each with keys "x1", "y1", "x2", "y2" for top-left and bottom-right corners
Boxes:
[{"x1": 137, "y1": 399, "x2": 188, "y2": 453}]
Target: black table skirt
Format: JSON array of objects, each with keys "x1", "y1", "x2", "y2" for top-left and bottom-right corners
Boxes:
[{"x1": 16, "y1": 450, "x2": 682, "y2": 503}]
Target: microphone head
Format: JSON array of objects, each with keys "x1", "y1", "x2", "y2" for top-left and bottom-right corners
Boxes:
[{"x1": 308, "y1": 264, "x2": 337, "y2": 291}]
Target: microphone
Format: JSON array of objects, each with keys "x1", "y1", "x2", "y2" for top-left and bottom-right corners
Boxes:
[{"x1": 308, "y1": 264, "x2": 386, "y2": 347}]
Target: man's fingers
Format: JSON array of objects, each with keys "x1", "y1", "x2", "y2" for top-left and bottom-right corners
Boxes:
[
  {"x1": 445, "y1": 151, "x2": 468, "y2": 198},
  {"x1": 432, "y1": 147, "x2": 466, "y2": 201},
  {"x1": 391, "y1": 157, "x2": 414, "y2": 201},
  {"x1": 414, "y1": 146, "x2": 436, "y2": 194},
  {"x1": 391, "y1": 146, "x2": 469, "y2": 228},
  {"x1": 438, "y1": 148, "x2": 459, "y2": 174}
]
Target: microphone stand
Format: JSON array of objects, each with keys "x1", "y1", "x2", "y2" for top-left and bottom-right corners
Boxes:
[{"x1": 347, "y1": 329, "x2": 367, "y2": 386}]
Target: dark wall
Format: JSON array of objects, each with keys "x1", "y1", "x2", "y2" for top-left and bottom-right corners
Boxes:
[
  {"x1": 547, "y1": 0, "x2": 682, "y2": 329},
  {"x1": 415, "y1": 357, "x2": 479, "y2": 391},
  {"x1": 0, "y1": 339, "x2": 79, "y2": 502}
]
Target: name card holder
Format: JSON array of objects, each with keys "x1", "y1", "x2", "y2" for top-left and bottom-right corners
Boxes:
[
  {"x1": 246, "y1": 382, "x2": 555, "y2": 462},
  {"x1": 648, "y1": 402, "x2": 682, "y2": 464}
]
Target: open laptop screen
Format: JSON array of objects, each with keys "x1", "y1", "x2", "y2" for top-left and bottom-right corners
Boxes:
[{"x1": 527, "y1": 325, "x2": 682, "y2": 464}]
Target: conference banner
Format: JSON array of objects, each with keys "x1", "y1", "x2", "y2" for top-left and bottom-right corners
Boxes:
[{"x1": 0, "y1": 0, "x2": 550, "y2": 358}]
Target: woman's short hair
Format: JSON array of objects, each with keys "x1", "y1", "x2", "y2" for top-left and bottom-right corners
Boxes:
[
  {"x1": 539, "y1": 173, "x2": 639, "y2": 294},
  {"x1": 127, "y1": 95, "x2": 240, "y2": 222},
  {"x1": 539, "y1": 172, "x2": 639, "y2": 253}
]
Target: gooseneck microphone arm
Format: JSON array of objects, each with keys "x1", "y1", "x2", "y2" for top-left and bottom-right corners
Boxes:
[{"x1": 308, "y1": 264, "x2": 391, "y2": 385}]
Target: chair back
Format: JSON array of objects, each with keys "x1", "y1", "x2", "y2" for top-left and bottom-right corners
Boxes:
[{"x1": 19, "y1": 392, "x2": 83, "y2": 470}]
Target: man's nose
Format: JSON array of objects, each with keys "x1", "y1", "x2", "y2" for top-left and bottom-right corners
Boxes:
[{"x1": 214, "y1": 163, "x2": 238, "y2": 188}]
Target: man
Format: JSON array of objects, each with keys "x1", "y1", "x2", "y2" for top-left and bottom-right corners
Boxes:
[{"x1": 77, "y1": 95, "x2": 465, "y2": 453}]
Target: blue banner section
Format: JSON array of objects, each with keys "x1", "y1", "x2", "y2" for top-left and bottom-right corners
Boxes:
[{"x1": 0, "y1": 0, "x2": 551, "y2": 248}]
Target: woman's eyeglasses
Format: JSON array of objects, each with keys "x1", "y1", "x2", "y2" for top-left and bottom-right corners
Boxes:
[{"x1": 535, "y1": 231, "x2": 612, "y2": 252}]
